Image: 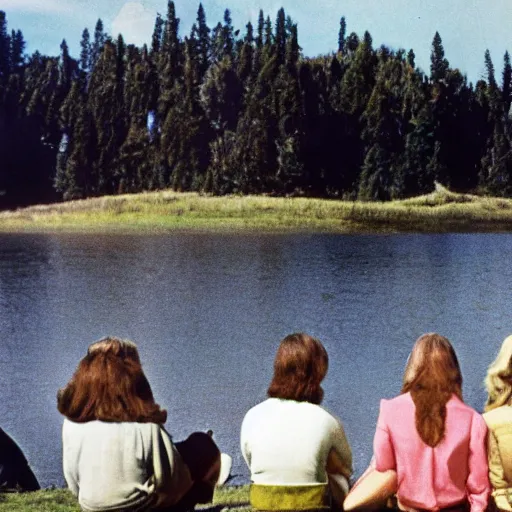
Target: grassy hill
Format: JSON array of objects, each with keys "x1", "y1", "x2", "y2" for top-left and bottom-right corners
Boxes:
[{"x1": 1, "y1": 185, "x2": 512, "y2": 233}]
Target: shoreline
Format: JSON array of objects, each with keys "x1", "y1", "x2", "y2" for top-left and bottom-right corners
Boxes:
[{"x1": 1, "y1": 187, "x2": 512, "y2": 234}]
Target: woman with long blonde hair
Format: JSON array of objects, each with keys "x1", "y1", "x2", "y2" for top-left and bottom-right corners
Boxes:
[
  {"x1": 483, "y1": 335, "x2": 512, "y2": 512},
  {"x1": 346, "y1": 333, "x2": 489, "y2": 512},
  {"x1": 58, "y1": 337, "x2": 221, "y2": 512}
]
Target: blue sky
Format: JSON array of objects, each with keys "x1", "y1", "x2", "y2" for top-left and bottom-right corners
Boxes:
[{"x1": 2, "y1": 0, "x2": 511, "y2": 85}]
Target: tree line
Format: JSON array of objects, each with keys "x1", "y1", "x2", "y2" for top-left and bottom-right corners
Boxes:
[{"x1": 0, "y1": 4, "x2": 511, "y2": 209}]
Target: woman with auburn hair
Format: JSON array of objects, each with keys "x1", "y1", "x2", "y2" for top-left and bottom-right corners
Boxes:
[
  {"x1": 346, "y1": 333, "x2": 489, "y2": 512},
  {"x1": 58, "y1": 337, "x2": 222, "y2": 512},
  {"x1": 241, "y1": 333, "x2": 353, "y2": 511},
  {"x1": 483, "y1": 335, "x2": 512, "y2": 512}
]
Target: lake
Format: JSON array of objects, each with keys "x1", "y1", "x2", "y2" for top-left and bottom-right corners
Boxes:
[{"x1": 0, "y1": 232, "x2": 510, "y2": 488}]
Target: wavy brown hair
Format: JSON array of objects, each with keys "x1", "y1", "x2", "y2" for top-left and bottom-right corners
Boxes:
[
  {"x1": 401, "y1": 333, "x2": 463, "y2": 447},
  {"x1": 267, "y1": 333, "x2": 328, "y2": 405},
  {"x1": 57, "y1": 337, "x2": 167, "y2": 424}
]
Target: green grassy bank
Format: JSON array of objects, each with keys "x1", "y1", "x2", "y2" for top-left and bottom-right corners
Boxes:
[
  {"x1": 1, "y1": 185, "x2": 512, "y2": 234},
  {"x1": 0, "y1": 486, "x2": 251, "y2": 512}
]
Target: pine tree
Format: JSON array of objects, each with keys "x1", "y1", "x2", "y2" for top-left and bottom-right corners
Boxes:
[
  {"x1": 275, "y1": 8, "x2": 286, "y2": 66},
  {"x1": 222, "y1": 9, "x2": 234, "y2": 59},
  {"x1": 160, "y1": 1, "x2": 181, "y2": 80},
  {"x1": 237, "y1": 23, "x2": 254, "y2": 83},
  {"x1": 195, "y1": 3, "x2": 210, "y2": 77},
  {"x1": 338, "y1": 17, "x2": 346, "y2": 54},
  {"x1": 150, "y1": 13, "x2": 164, "y2": 55},
  {"x1": 485, "y1": 49, "x2": 497, "y2": 89},
  {"x1": 430, "y1": 32, "x2": 449, "y2": 82},
  {"x1": 407, "y1": 49, "x2": 415, "y2": 69},
  {"x1": 0, "y1": 11, "x2": 10, "y2": 82},
  {"x1": 87, "y1": 40, "x2": 125, "y2": 194},
  {"x1": 484, "y1": 50, "x2": 502, "y2": 119},
  {"x1": 79, "y1": 28, "x2": 91, "y2": 73},
  {"x1": 502, "y1": 51, "x2": 512, "y2": 115},
  {"x1": 55, "y1": 85, "x2": 97, "y2": 199},
  {"x1": 9, "y1": 29, "x2": 25, "y2": 71},
  {"x1": 91, "y1": 19, "x2": 107, "y2": 70},
  {"x1": 359, "y1": 144, "x2": 391, "y2": 200},
  {"x1": 340, "y1": 36, "x2": 377, "y2": 115},
  {"x1": 403, "y1": 104, "x2": 436, "y2": 196},
  {"x1": 285, "y1": 22, "x2": 299, "y2": 70},
  {"x1": 359, "y1": 56, "x2": 407, "y2": 199},
  {"x1": 346, "y1": 32, "x2": 359, "y2": 54},
  {"x1": 157, "y1": 0, "x2": 182, "y2": 139},
  {"x1": 256, "y1": 10, "x2": 264, "y2": 50},
  {"x1": 58, "y1": 39, "x2": 73, "y2": 89},
  {"x1": 210, "y1": 22, "x2": 223, "y2": 63}
]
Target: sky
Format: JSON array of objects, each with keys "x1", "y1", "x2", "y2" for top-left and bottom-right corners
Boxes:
[{"x1": 2, "y1": 0, "x2": 511, "y2": 85}]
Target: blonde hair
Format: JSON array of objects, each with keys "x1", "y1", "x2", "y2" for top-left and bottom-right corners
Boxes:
[
  {"x1": 484, "y1": 335, "x2": 512, "y2": 412},
  {"x1": 402, "y1": 333, "x2": 463, "y2": 447}
]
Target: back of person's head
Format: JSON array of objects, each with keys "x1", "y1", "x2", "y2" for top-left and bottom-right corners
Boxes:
[
  {"x1": 57, "y1": 336, "x2": 167, "y2": 424},
  {"x1": 484, "y1": 335, "x2": 512, "y2": 412},
  {"x1": 401, "y1": 333, "x2": 462, "y2": 447},
  {"x1": 267, "y1": 333, "x2": 328, "y2": 405}
]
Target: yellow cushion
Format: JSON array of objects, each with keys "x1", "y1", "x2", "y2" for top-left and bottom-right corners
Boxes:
[{"x1": 250, "y1": 483, "x2": 330, "y2": 511}]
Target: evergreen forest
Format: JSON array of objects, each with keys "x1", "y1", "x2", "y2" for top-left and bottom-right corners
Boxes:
[{"x1": 1, "y1": 3, "x2": 511, "y2": 210}]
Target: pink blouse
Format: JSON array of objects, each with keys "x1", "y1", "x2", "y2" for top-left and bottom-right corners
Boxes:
[{"x1": 374, "y1": 393, "x2": 490, "y2": 512}]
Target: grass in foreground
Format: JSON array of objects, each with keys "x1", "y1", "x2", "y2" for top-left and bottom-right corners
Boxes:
[
  {"x1": 1, "y1": 185, "x2": 512, "y2": 233},
  {"x1": 0, "y1": 485, "x2": 251, "y2": 512}
]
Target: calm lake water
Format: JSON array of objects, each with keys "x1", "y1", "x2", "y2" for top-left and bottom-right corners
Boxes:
[{"x1": 0, "y1": 232, "x2": 511, "y2": 488}]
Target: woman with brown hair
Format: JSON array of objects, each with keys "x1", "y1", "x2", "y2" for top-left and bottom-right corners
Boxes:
[
  {"x1": 483, "y1": 335, "x2": 512, "y2": 512},
  {"x1": 57, "y1": 337, "x2": 221, "y2": 512},
  {"x1": 346, "y1": 333, "x2": 489, "y2": 512},
  {"x1": 240, "y1": 333, "x2": 353, "y2": 511}
]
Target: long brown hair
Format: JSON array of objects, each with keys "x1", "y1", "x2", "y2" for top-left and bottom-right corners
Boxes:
[
  {"x1": 57, "y1": 337, "x2": 167, "y2": 424},
  {"x1": 401, "y1": 333, "x2": 462, "y2": 447},
  {"x1": 267, "y1": 333, "x2": 328, "y2": 405}
]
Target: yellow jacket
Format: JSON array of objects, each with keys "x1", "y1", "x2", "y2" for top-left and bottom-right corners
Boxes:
[{"x1": 483, "y1": 406, "x2": 512, "y2": 511}]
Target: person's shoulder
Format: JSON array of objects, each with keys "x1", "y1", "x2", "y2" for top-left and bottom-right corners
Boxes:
[
  {"x1": 448, "y1": 395, "x2": 481, "y2": 415},
  {"x1": 304, "y1": 403, "x2": 346, "y2": 430},
  {"x1": 448, "y1": 396, "x2": 487, "y2": 429},
  {"x1": 483, "y1": 405, "x2": 512, "y2": 429},
  {"x1": 379, "y1": 393, "x2": 411, "y2": 413},
  {"x1": 242, "y1": 398, "x2": 275, "y2": 422},
  {"x1": 63, "y1": 419, "x2": 155, "y2": 436}
]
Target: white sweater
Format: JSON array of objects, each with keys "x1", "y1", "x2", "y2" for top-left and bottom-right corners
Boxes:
[
  {"x1": 240, "y1": 398, "x2": 352, "y2": 485},
  {"x1": 62, "y1": 419, "x2": 192, "y2": 512}
]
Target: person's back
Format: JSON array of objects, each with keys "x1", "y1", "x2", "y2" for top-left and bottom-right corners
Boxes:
[
  {"x1": 58, "y1": 337, "x2": 221, "y2": 512},
  {"x1": 484, "y1": 406, "x2": 512, "y2": 481},
  {"x1": 346, "y1": 333, "x2": 490, "y2": 512},
  {"x1": 483, "y1": 335, "x2": 512, "y2": 512},
  {"x1": 241, "y1": 333, "x2": 352, "y2": 511},
  {"x1": 63, "y1": 420, "x2": 164, "y2": 511},
  {"x1": 241, "y1": 397, "x2": 351, "y2": 484},
  {"x1": 375, "y1": 392, "x2": 488, "y2": 510}
]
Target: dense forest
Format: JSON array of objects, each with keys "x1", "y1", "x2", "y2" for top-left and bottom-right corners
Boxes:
[{"x1": 0, "y1": 4, "x2": 511, "y2": 210}]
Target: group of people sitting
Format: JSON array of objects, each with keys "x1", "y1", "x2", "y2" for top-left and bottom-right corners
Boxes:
[{"x1": 2, "y1": 332, "x2": 512, "y2": 512}]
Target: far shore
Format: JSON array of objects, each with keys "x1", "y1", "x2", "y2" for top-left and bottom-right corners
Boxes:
[{"x1": 1, "y1": 185, "x2": 512, "y2": 234}]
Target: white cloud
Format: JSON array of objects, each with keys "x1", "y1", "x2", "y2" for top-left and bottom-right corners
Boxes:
[
  {"x1": 1, "y1": 0, "x2": 77, "y2": 14},
  {"x1": 111, "y1": 2, "x2": 156, "y2": 47}
]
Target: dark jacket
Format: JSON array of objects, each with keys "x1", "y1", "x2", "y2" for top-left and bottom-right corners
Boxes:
[{"x1": 0, "y1": 428, "x2": 40, "y2": 492}]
